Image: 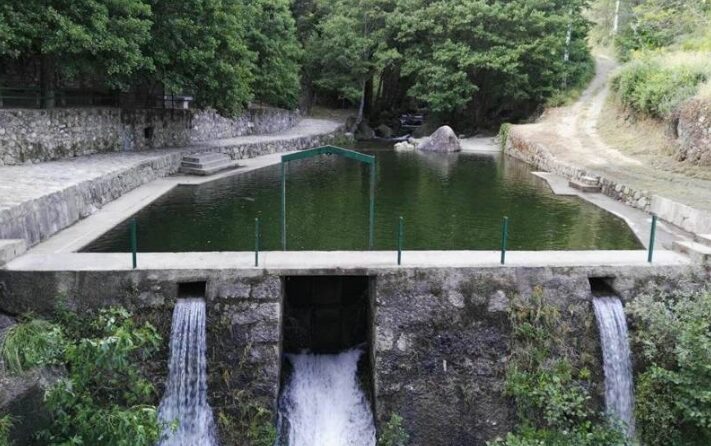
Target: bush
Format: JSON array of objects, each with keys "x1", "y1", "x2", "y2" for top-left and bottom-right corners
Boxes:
[
  {"x1": 0, "y1": 415, "x2": 12, "y2": 446},
  {"x1": 489, "y1": 289, "x2": 628, "y2": 446},
  {"x1": 612, "y1": 53, "x2": 711, "y2": 118},
  {"x1": 0, "y1": 319, "x2": 64, "y2": 374},
  {"x1": 378, "y1": 413, "x2": 409, "y2": 446},
  {"x1": 627, "y1": 289, "x2": 711, "y2": 446}
]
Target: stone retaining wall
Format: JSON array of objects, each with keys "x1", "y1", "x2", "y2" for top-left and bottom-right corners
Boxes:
[
  {"x1": 674, "y1": 98, "x2": 711, "y2": 166},
  {"x1": 0, "y1": 264, "x2": 705, "y2": 445},
  {"x1": 0, "y1": 106, "x2": 300, "y2": 166},
  {"x1": 505, "y1": 128, "x2": 711, "y2": 234},
  {"x1": 0, "y1": 124, "x2": 346, "y2": 248}
]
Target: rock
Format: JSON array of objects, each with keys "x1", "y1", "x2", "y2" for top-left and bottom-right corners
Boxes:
[
  {"x1": 394, "y1": 141, "x2": 416, "y2": 151},
  {"x1": 354, "y1": 120, "x2": 375, "y2": 140},
  {"x1": 376, "y1": 124, "x2": 393, "y2": 138},
  {"x1": 418, "y1": 125, "x2": 462, "y2": 153}
]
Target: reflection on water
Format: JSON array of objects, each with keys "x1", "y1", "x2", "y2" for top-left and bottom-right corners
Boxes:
[{"x1": 84, "y1": 143, "x2": 641, "y2": 252}]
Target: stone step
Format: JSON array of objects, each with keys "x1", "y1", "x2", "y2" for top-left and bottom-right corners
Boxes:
[
  {"x1": 181, "y1": 157, "x2": 233, "y2": 169},
  {"x1": 0, "y1": 239, "x2": 27, "y2": 265},
  {"x1": 182, "y1": 152, "x2": 229, "y2": 164},
  {"x1": 180, "y1": 160, "x2": 241, "y2": 176},
  {"x1": 568, "y1": 178, "x2": 601, "y2": 193},
  {"x1": 672, "y1": 240, "x2": 711, "y2": 265}
]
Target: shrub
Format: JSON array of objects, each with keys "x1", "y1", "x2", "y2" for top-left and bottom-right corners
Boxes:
[
  {"x1": 489, "y1": 289, "x2": 628, "y2": 446},
  {"x1": 0, "y1": 319, "x2": 64, "y2": 374},
  {"x1": 0, "y1": 415, "x2": 12, "y2": 446},
  {"x1": 627, "y1": 289, "x2": 711, "y2": 446},
  {"x1": 612, "y1": 52, "x2": 711, "y2": 118},
  {"x1": 378, "y1": 413, "x2": 409, "y2": 446}
]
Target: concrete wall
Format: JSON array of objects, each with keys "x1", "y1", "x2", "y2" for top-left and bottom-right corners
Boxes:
[
  {"x1": 0, "y1": 106, "x2": 300, "y2": 166},
  {"x1": 0, "y1": 264, "x2": 705, "y2": 445}
]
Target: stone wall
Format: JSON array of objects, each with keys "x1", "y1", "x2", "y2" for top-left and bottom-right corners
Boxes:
[
  {"x1": 505, "y1": 128, "x2": 711, "y2": 234},
  {"x1": 674, "y1": 98, "x2": 711, "y2": 166},
  {"x1": 0, "y1": 106, "x2": 300, "y2": 166},
  {"x1": 0, "y1": 263, "x2": 706, "y2": 445}
]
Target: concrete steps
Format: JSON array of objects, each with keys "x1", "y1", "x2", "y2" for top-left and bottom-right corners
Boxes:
[
  {"x1": 672, "y1": 240, "x2": 711, "y2": 265},
  {"x1": 0, "y1": 239, "x2": 27, "y2": 265},
  {"x1": 569, "y1": 176, "x2": 601, "y2": 193},
  {"x1": 180, "y1": 152, "x2": 240, "y2": 176}
]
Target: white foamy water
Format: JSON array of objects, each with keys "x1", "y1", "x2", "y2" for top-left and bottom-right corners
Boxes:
[
  {"x1": 593, "y1": 297, "x2": 635, "y2": 437},
  {"x1": 157, "y1": 299, "x2": 218, "y2": 446},
  {"x1": 278, "y1": 348, "x2": 376, "y2": 446}
]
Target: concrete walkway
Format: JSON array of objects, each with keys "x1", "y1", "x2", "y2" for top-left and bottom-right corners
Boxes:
[
  {"x1": 3, "y1": 249, "x2": 690, "y2": 271},
  {"x1": 0, "y1": 118, "x2": 339, "y2": 214}
]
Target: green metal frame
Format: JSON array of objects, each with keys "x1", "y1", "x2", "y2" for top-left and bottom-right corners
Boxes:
[
  {"x1": 280, "y1": 146, "x2": 376, "y2": 250},
  {"x1": 648, "y1": 214, "x2": 657, "y2": 263}
]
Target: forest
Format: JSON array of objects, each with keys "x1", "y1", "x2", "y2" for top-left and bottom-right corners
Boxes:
[{"x1": 0, "y1": 0, "x2": 592, "y2": 129}]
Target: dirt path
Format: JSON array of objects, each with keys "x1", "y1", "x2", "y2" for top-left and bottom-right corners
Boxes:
[{"x1": 513, "y1": 55, "x2": 711, "y2": 212}]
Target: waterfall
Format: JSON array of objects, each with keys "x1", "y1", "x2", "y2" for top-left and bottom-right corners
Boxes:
[
  {"x1": 157, "y1": 299, "x2": 218, "y2": 446},
  {"x1": 593, "y1": 297, "x2": 635, "y2": 437},
  {"x1": 277, "y1": 348, "x2": 376, "y2": 446}
]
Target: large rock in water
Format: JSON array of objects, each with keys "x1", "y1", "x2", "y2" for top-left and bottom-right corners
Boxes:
[
  {"x1": 354, "y1": 120, "x2": 375, "y2": 140},
  {"x1": 418, "y1": 125, "x2": 462, "y2": 152}
]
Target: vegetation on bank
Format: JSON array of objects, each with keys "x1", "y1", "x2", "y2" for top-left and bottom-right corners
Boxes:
[
  {"x1": 490, "y1": 289, "x2": 628, "y2": 446},
  {"x1": 591, "y1": 0, "x2": 711, "y2": 121},
  {"x1": 0, "y1": 307, "x2": 162, "y2": 446},
  {"x1": 0, "y1": 415, "x2": 11, "y2": 446},
  {"x1": 627, "y1": 288, "x2": 711, "y2": 446}
]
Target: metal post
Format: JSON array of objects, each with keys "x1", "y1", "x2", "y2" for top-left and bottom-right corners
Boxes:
[
  {"x1": 281, "y1": 162, "x2": 286, "y2": 251},
  {"x1": 500, "y1": 216, "x2": 509, "y2": 265},
  {"x1": 254, "y1": 217, "x2": 260, "y2": 267},
  {"x1": 130, "y1": 218, "x2": 137, "y2": 269},
  {"x1": 369, "y1": 162, "x2": 376, "y2": 250},
  {"x1": 397, "y1": 216, "x2": 403, "y2": 266},
  {"x1": 648, "y1": 215, "x2": 657, "y2": 263}
]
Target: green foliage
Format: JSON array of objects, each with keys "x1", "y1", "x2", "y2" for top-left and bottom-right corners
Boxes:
[
  {"x1": 627, "y1": 289, "x2": 711, "y2": 446},
  {"x1": 489, "y1": 288, "x2": 628, "y2": 446},
  {"x1": 149, "y1": 0, "x2": 256, "y2": 116},
  {"x1": 246, "y1": 0, "x2": 302, "y2": 109},
  {"x1": 615, "y1": 0, "x2": 710, "y2": 59},
  {"x1": 0, "y1": 415, "x2": 12, "y2": 446},
  {"x1": 612, "y1": 53, "x2": 711, "y2": 118},
  {"x1": 378, "y1": 413, "x2": 409, "y2": 446},
  {"x1": 38, "y1": 307, "x2": 162, "y2": 446},
  {"x1": 0, "y1": 319, "x2": 64, "y2": 374},
  {"x1": 498, "y1": 123, "x2": 512, "y2": 150},
  {"x1": 0, "y1": 0, "x2": 152, "y2": 89}
]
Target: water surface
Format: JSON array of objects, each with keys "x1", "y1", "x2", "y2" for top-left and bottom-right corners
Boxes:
[{"x1": 84, "y1": 145, "x2": 641, "y2": 252}]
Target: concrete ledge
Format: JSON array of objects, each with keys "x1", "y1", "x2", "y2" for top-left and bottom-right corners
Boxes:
[
  {"x1": 673, "y1": 241, "x2": 711, "y2": 265},
  {"x1": 0, "y1": 239, "x2": 26, "y2": 265},
  {"x1": 3, "y1": 249, "x2": 690, "y2": 272}
]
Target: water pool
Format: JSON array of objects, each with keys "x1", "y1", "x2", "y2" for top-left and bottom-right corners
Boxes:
[{"x1": 83, "y1": 145, "x2": 642, "y2": 252}]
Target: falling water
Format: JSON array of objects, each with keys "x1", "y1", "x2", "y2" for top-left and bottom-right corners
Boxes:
[
  {"x1": 157, "y1": 299, "x2": 218, "y2": 446},
  {"x1": 277, "y1": 348, "x2": 376, "y2": 446},
  {"x1": 593, "y1": 297, "x2": 635, "y2": 437}
]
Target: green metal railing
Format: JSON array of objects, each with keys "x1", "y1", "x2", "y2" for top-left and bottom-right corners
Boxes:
[
  {"x1": 397, "y1": 216, "x2": 404, "y2": 266},
  {"x1": 648, "y1": 215, "x2": 657, "y2": 263},
  {"x1": 254, "y1": 217, "x2": 261, "y2": 267},
  {"x1": 280, "y1": 146, "x2": 376, "y2": 251},
  {"x1": 500, "y1": 216, "x2": 509, "y2": 265},
  {"x1": 130, "y1": 218, "x2": 137, "y2": 269}
]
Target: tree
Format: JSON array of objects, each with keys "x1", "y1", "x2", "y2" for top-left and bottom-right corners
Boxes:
[
  {"x1": 246, "y1": 0, "x2": 302, "y2": 109},
  {"x1": 148, "y1": 0, "x2": 255, "y2": 116},
  {"x1": 0, "y1": 0, "x2": 152, "y2": 107}
]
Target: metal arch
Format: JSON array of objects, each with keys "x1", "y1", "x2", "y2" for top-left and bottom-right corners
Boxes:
[{"x1": 280, "y1": 146, "x2": 376, "y2": 250}]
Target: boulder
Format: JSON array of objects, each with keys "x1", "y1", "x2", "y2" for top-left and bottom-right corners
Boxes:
[
  {"x1": 418, "y1": 125, "x2": 462, "y2": 152},
  {"x1": 354, "y1": 120, "x2": 375, "y2": 140},
  {"x1": 375, "y1": 124, "x2": 393, "y2": 138},
  {"x1": 394, "y1": 141, "x2": 416, "y2": 151}
]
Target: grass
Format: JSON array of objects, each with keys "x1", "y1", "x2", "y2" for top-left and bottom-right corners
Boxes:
[
  {"x1": 0, "y1": 319, "x2": 64, "y2": 374},
  {"x1": 0, "y1": 415, "x2": 12, "y2": 446}
]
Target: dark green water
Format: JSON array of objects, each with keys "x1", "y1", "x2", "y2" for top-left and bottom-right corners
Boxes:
[{"x1": 84, "y1": 145, "x2": 641, "y2": 252}]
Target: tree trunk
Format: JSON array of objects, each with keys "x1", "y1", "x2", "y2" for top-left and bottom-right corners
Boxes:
[
  {"x1": 40, "y1": 54, "x2": 55, "y2": 109},
  {"x1": 613, "y1": 0, "x2": 621, "y2": 34},
  {"x1": 357, "y1": 79, "x2": 366, "y2": 125}
]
